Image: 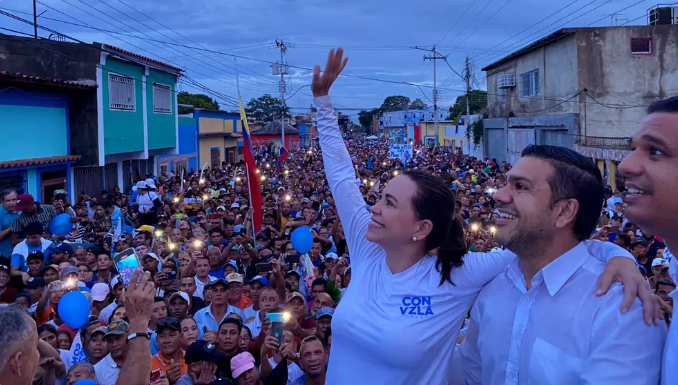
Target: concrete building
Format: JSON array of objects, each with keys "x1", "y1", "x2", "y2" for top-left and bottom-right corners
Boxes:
[
  {"x1": 296, "y1": 121, "x2": 315, "y2": 148},
  {"x1": 193, "y1": 110, "x2": 243, "y2": 169},
  {"x1": 159, "y1": 115, "x2": 198, "y2": 176},
  {"x1": 0, "y1": 72, "x2": 90, "y2": 203},
  {"x1": 380, "y1": 109, "x2": 447, "y2": 144},
  {"x1": 420, "y1": 114, "x2": 483, "y2": 158},
  {"x1": 0, "y1": 35, "x2": 181, "y2": 197},
  {"x1": 482, "y1": 24, "x2": 678, "y2": 190},
  {"x1": 250, "y1": 121, "x2": 300, "y2": 150}
]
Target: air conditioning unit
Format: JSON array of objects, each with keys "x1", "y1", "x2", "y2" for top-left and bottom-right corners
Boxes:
[
  {"x1": 497, "y1": 74, "x2": 516, "y2": 88},
  {"x1": 649, "y1": 6, "x2": 678, "y2": 25}
]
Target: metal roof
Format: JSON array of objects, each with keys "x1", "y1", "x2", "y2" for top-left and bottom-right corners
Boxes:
[
  {"x1": 0, "y1": 71, "x2": 97, "y2": 89},
  {"x1": 0, "y1": 155, "x2": 81, "y2": 169},
  {"x1": 252, "y1": 121, "x2": 300, "y2": 135},
  {"x1": 102, "y1": 44, "x2": 185, "y2": 72}
]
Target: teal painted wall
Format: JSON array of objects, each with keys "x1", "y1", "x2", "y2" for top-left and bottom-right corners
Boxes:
[
  {"x1": 147, "y1": 69, "x2": 177, "y2": 150},
  {"x1": 102, "y1": 58, "x2": 145, "y2": 155},
  {"x1": 0, "y1": 105, "x2": 68, "y2": 162},
  {"x1": 0, "y1": 88, "x2": 69, "y2": 162}
]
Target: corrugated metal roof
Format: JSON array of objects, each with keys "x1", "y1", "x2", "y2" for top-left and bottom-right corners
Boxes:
[
  {"x1": 0, "y1": 71, "x2": 97, "y2": 89},
  {"x1": 102, "y1": 44, "x2": 185, "y2": 72},
  {"x1": 252, "y1": 121, "x2": 300, "y2": 135},
  {"x1": 0, "y1": 155, "x2": 81, "y2": 169}
]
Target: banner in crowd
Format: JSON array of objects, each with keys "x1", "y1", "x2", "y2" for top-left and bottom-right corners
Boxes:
[{"x1": 389, "y1": 144, "x2": 413, "y2": 165}]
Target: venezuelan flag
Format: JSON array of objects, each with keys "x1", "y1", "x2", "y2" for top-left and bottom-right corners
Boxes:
[
  {"x1": 278, "y1": 146, "x2": 288, "y2": 168},
  {"x1": 238, "y1": 99, "x2": 263, "y2": 233}
]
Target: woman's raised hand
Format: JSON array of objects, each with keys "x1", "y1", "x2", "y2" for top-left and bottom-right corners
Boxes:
[{"x1": 311, "y1": 48, "x2": 348, "y2": 98}]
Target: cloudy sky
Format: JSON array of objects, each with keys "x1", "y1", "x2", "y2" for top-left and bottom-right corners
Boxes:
[{"x1": 1, "y1": 0, "x2": 653, "y2": 117}]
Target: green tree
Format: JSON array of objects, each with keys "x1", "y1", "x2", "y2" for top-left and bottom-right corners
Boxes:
[
  {"x1": 245, "y1": 94, "x2": 290, "y2": 123},
  {"x1": 446, "y1": 90, "x2": 487, "y2": 121},
  {"x1": 177, "y1": 91, "x2": 220, "y2": 114},
  {"x1": 408, "y1": 98, "x2": 428, "y2": 110},
  {"x1": 380, "y1": 95, "x2": 410, "y2": 112},
  {"x1": 358, "y1": 108, "x2": 381, "y2": 129}
]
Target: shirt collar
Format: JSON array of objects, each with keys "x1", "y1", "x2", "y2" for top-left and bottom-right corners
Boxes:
[
  {"x1": 505, "y1": 242, "x2": 589, "y2": 297},
  {"x1": 106, "y1": 354, "x2": 120, "y2": 368},
  {"x1": 541, "y1": 242, "x2": 590, "y2": 296}
]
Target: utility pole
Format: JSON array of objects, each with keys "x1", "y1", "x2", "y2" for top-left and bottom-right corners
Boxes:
[
  {"x1": 413, "y1": 46, "x2": 447, "y2": 146},
  {"x1": 464, "y1": 57, "x2": 472, "y2": 155},
  {"x1": 273, "y1": 40, "x2": 291, "y2": 151},
  {"x1": 33, "y1": 0, "x2": 38, "y2": 38}
]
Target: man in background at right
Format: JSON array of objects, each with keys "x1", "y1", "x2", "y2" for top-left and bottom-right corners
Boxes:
[{"x1": 618, "y1": 95, "x2": 678, "y2": 385}]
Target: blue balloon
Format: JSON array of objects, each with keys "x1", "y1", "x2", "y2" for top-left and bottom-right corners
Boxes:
[
  {"x1": 291, "y1": 226, "x2": 313, "y2": 254},
  {"x1": 58, "y1": 291, "x2": 91, "y2": 329},
  {"x1": 50, "y1": 214, "x2": 73, "y2": 236}
]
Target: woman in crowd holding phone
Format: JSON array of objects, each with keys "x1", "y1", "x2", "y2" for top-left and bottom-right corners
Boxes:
[{"x1": 310, "y1": 48, "x2": 654, "y2": 384}]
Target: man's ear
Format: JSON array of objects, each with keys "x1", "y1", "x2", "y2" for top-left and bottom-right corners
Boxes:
[{"x1": 8, "y1": 350, "x2": 24, "y2": 377}]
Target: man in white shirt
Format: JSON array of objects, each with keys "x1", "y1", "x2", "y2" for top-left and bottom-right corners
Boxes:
[
  {"x1": 453, "y1": 144, "x2": 665, "y2": 384},
  {"x1": 617, "y1": 95, "x2": 678, "y2": 385},
  {"x1": 94, "y1": 320, "x2": 129, "y2": 385}
]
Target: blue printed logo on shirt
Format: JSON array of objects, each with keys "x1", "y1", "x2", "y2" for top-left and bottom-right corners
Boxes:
[{"x1": 399, "y1": 296, "x2": 434, "y2": 317}]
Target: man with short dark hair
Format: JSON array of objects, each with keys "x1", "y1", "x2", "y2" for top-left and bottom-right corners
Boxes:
[
  {"x1": 617, "y1": 95, "x2": 678, "y2": 383},
  {"x1": 655, "y1": 280, "x2": 674, "y2": 324},
  {"x1": 216, "y1": 318, "x2": 243, "y2": 380},
  {"x1": 0, "y1": 190, "x2": 18, "y2": 259},
  {"x1": 454, "y1": 145, "x2": 664, "y2": 384},
  {"x1": 289, "y1": 336, "x2": 328, "y2": 385},
  {"x1": 151, "y1": 318, "x2": 187, "y2": 382},
  {"x1": 94, "y1": 320, "x2": 129, "y2": 385},
  {"x1": 10, "y1": 222, "x2": 55, "y2": 283}
]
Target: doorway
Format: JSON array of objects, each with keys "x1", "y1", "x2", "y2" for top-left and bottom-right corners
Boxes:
[{"x1": 41, "y1": 169, "x2": 67, "y2": 203}]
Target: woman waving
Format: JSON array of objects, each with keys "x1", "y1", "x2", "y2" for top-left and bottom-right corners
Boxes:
[{"x1": 312, "y1": 48, "x2": 656, "y2": 385}]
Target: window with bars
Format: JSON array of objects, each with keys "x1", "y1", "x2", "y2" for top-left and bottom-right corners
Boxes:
[
  {"x1": 153, "y1": 83, "x2": 172, "y2": 113},
  {"x1": 175, "y1": 160, "x2": 188, "y2": 174},
  {"x1": 109, "y1": 73, "x2": 135, "y2": 111},
  {"x1": 519, "y1": 70, "x2": 540, "y2": 98},
  {"x1": 630, "y1": 37, "x2": 653, "y2": 55}
]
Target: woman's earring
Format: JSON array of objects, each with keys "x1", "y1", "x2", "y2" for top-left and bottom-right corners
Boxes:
[{"x1": 412, "y1": 237, "x2": 417, "y2": 242}]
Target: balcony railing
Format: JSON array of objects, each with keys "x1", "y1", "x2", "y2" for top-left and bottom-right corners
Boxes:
[{"x1": 574, "y1": 135, "x2": 632, "y2": 150}]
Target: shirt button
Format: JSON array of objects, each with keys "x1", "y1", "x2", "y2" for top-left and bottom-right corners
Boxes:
[{"x1": 524, "y1": 297, "x2": 529, "y2": 302}]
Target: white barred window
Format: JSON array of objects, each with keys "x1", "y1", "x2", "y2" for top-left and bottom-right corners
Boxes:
[
  {"x1": 153, "y1": 83, "x2": 172, "y2": 113},
  {"x1": 109, "y1": 73, "x2": 135, "y2": 111}
]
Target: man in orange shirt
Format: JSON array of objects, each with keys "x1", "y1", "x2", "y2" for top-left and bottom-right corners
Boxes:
[
  {"x1": 226, "y1": 273, "x2": 253, "y2": 310},
  {"x1": 151, "y1": 318, "x2": 187, "y2": 383}
]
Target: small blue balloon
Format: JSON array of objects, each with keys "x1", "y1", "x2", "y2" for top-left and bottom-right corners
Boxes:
[
  {"x1": 50, "y1": 214, "x2": 73, "y2": 236},
  {"x1": 291, "y1": 226, "x2": 313, "y2": 254},
  {"x1": 58, "y1": 291, "x2": 91, "y2": 329}
]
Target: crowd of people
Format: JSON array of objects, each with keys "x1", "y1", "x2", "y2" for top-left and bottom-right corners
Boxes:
[{"x1": 0, "y1": 47, "x2": 674, "y2": 385}]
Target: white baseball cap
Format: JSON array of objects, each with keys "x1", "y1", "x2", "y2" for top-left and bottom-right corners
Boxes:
[
  {"x1": 226, "y1": 273, "x2": 243, "y2": 283},
  {"x1": 168, "y1": 291, "x2": 191, "y2": 306},
  {"x1": 652, "y1": 258, "x2": 669, "y2": 268}
]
